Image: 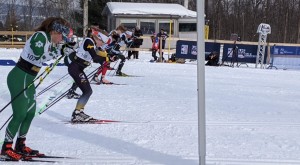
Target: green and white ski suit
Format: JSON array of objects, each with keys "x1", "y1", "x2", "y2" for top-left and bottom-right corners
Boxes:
[{"x1": 5, "y1": 31, "x2": 62, "y2": 142}]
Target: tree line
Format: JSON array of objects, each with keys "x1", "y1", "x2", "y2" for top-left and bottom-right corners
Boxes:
[
  {"x1": 206, "y1": 0, "x2": 300, "y2": 43},
  {"x1": 0, "y1": 0, "x2": 80, "y2": 33},
  {"x1": 1, "y1": 0, "x2": 300, "y2": 43}
]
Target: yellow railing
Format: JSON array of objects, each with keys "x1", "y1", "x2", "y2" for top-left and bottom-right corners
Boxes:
[
  {"x1": 0, "y1": 31, "x2": 34, "y2": 48},
  {"x1": 1, "y1": 31, "x2": 300, "y2": 49}
]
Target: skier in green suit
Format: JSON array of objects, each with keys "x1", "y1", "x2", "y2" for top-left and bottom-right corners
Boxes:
[{"x1": 0, "y1": 17, "x2": 70, "y2": 161}]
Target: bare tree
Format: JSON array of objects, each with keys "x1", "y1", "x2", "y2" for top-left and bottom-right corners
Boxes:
[
  {"x1": 1, "y1": 0, "x2": 300, "y2": 43},
  {"x1": 298, "y1": 1, "x2": 300, "y2": 43},
  {"x1": 18, "y1": 0, "x2": 41, "y2": 31},
  {"x1": 5, "y1": 0, "x2": 18, "y2": 31},
  {"x1": 204, "y1": 0, "x2": 300, "y2": 43}
]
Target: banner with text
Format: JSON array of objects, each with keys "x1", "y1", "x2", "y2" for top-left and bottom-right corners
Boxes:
[
  {"x1": 271, "y1": 45, "x2": 300, "y2": 69},
  {"x1": 175, "y1": 40, "x2": 220, "y2": 59},
  {"x1": 222, "y1": 43, "x2": 267, "y2": 64}
]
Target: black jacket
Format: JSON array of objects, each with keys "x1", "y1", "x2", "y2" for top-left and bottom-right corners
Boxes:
[{"x1": 133, "y1": 29, "x2": 143, "y2": 46}]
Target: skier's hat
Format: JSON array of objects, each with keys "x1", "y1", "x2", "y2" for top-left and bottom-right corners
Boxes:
[
  {"x1": 125, "y1": 31, "x2": 132, "y2": 36},
  {"x1": 92, "y1": 30, "x2": 108, "y2": 43},
  {"x1": 52, "y1": 21, "x2": 70, "y2": 38}
]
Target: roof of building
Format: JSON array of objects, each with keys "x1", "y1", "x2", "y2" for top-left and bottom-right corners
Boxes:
[{"x1": 102, "y1": 2, "x2": 196, "y2": 18}]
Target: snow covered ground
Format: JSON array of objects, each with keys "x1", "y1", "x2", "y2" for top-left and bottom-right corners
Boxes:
[{"x1": 0, "y1": 49, "x2": 300, "y2": 164}]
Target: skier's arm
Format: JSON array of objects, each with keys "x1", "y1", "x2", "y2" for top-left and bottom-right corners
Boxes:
[
  {"x1": 83, "y1": 39, "x2": 102, "y2": 63},
  {"x1": 165, "y1": 32, "x2": 169, "y2": 39},
  {"x1": 30, "y1": 32, "x2": 62, "y2": 61},
  {"x1": 29, "y1": 32, "x2": 47, "y2": 60}
]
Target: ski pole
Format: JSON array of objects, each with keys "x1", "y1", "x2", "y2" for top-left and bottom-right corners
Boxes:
[
  {"x1": 36, "y1": 76, "x2": 77, "y2": 116},
  {"x1": 109, "y1": 41, "x2": 133, "y2": 77},
  {"x1": 1, "y1": 56, "x2": 94, "y2": 130},
  {"x1": 1, "y1": 86, "x2": 67, "y2": 130},
  {"x1": 0, "y1": 116, "x2": 12, "y2": 131},
  {"x1": 109, "y1": 48, "x2": 129, "y2": 77},
  {"x1": 0, "y1": 56, "x2": 65, "y2": 130},
  {"x1": 0, "y1": 55, "x2": 64, "y2": 114},
  {"x1": 37, "y1": 65, "x2": 91, "y2": 115},
  {"x1": 29, "y1": 53, "x2": 65, "y2": 85},
  {"x1": 107, "y1": 60, "x2": 120, "y2": 76},
  {"x1": 87, "y1": 67, "x2": 99, "y2": 81},
  {"x1": 36, "y1": 73, "x2": 69, "y2": 97},
  {"x1": 38, "y1": 65, "x2": 96, "y2": 114},
  {"x1": 35, "y1": 55, "x2": 65, "y2": 89},
  {"x1": 31, "y1": 62, "x2": 57, "y2": 84},
  {"x1": 38, "y1": 90, "x2": 69, "y2": 115},
  {"x1": 38, "y1": 54, "x2": 96, "y2": 97},
  {"x1": 38, "y1": 67, "x2": 99, "y2": 115},
  {"x1": 105, "y1": 41, "x2": 123, "y2": 77},
  {"x1": 0, "y1": 66, "x2": 52, "y2": 113}
]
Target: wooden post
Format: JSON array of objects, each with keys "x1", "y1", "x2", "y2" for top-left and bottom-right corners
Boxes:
[
  {"x1": 159, "y1": 37, "x2": 163, "y2": 62},
  {"x1": 168, "y1": 19, "x2": 173, "y2": 61},
  {"x1": 11, "y1": 27, "x2": 13, "y2": 45}
]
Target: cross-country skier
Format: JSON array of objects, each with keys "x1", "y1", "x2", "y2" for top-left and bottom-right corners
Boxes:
[
  {"x1": 91, "y1": 47, "x2": 114, "y2": 84},
  {"x1": 67, "y1": 27, "x2": 108, "y2": 122},
  {"x1": 90, "y1": 26, "x2": 114, "y2": 85},
  {"x1": 63, "y1": 43, "x2": 81, "y2": 99},
  {"x1": 106, "y1": 25, "x2": 132, "y2": 76},
  {"x1": 0, "y1": 17, "x2": 70, "y2": 161}
]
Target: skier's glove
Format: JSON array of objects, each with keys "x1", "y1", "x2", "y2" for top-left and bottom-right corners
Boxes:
[{"x1": 61, "y1": 42, "x2": 77, "y2": 56}]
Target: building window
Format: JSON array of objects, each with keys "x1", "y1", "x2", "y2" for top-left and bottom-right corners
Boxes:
[
  {"x1": 140, "y1": 20, "x2": 155, "y2": 35},
  {"x1": 179, "y1": 23, "x2": 197, "y2": 32},
  {"x1": 120, "y1": 19, "x2": 137, "y2": 31},
  {"x1": 159, "y1": 21, "x2": 174, "y2": 35}
]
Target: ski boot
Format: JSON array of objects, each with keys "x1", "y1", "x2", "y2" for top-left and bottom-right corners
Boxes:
[
  {"x1": 116, "y1": 70, "x2": 128, "y2": 77},
  {"x1": 66, "y1": 89, "x2": 81, "y2": 99},
  {"x1": 71, "y1": 110, "x2": 96, "y2": 122},
  {"x1": 1, "y1": 142, "x2": 25, "y2": 161},
  {"x1": 91, "y1": 76, "x2": 101, "y2": 85},
  {"x1": 100, "y1": 77, "x2": 113, "y2": 85},
  {"x1": 15, "y1": 138, "x2": 44, "y2": 157},
  {"x1": 107, "y1": 65, "x2": 115, "y2": 70}
]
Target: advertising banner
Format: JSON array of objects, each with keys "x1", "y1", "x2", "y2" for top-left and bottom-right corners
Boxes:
[
  {"x1": 222, "y1": 43, "x2": 264, "y2": 64},
  {"x1": 176, "y1": 40, "x2": 220, "y2": 59},
  {"x1": 270, "y1": 45, "x2": 300, "y2": 69},
  {"x1": 271, "y1": 45, "x2": 300, "y2": 55}
]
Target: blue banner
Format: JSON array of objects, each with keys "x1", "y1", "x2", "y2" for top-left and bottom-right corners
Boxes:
[
  {"x1": 0, "y1": 60, "x2": 65, "y2": 66},
  {"x1": 270, "y1": 45, "x2": 300, "y2": 70},
  {"x1": 271, "y1": 45, "x2": 300, "y2": 56},
  {"x1": 175, "y1": 40, "x2": 220, "y2": 59},
  {"x1": 0, "y1": 60, "x2": 16, "y2": 66},
  {"x1": 222, "y1": 43, "x2": 266, "y2": 63},
  {"x1": 205, "y1": 42, "x2": 221, "y2": 56}
]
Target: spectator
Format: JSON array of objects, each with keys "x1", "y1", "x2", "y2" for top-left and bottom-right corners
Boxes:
[
  {"x1": 151, "y1": 34, "x2": 159, "y2": 61},
  {"x1": 156, "y1": 28, "x2": 169, "y2": 60},
  {"x1": 132, "y1": 26, "x2": 143, "y2": 59},
  {"x1": 205, "y1": 51, "x2": 219, "y2": 66}
]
